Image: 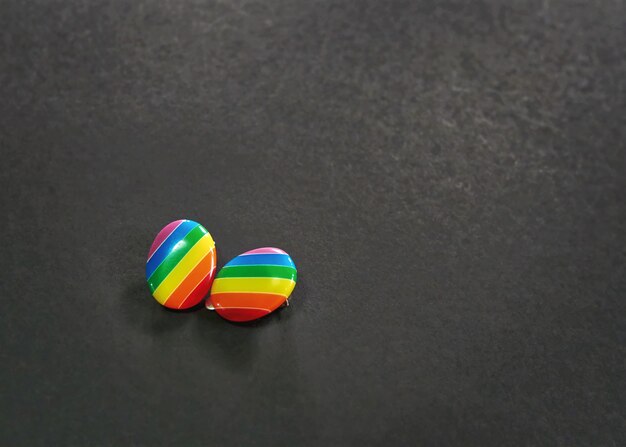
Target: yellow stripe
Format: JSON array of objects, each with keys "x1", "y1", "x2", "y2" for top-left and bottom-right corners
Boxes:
[
  {"x1": 211, "y1": 277, "x2": 296, "y2": 297},
  {"x1": 153, "y1": 234, "x2": 215, "y2": 304}
]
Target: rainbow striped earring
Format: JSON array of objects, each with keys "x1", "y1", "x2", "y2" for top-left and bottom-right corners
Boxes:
[
  {"x1": 206, "y1": 247, "x2": 297, "y2": 322},
  {"x1": 146, "y1": 219, "x2": 217, "y2": 310}
]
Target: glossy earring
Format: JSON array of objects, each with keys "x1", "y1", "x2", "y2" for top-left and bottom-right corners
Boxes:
[
  {"x1": 207, "y1": 247, "x2": 297, "y2": 322},
  {"x1": 146, "y1": 219, "x2": 217, "y2": 309}
]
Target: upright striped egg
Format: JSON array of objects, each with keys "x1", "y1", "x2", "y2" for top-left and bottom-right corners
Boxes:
[
  {"x1": 146, "y1": 220, "x2": 217, "y2": 309},
  {"x1": 208, "y1": 247, "x2": 297, "y2": 322}
]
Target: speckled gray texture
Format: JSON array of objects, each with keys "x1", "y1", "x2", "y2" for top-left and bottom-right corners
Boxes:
[{"x1": 1, "y1": 1, "x2": 625, "y2": 445}]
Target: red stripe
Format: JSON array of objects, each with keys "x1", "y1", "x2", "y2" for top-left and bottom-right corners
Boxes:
[
  {"x1": 210, "y1": 292, "x2": 287, "y2": 322},
  {"x1": 215, "y1": 307, "x2": 271, "y2": 322}
]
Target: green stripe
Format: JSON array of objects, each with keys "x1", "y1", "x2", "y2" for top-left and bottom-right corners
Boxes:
[
  {"x1": 147, "y1": 225, "x2": 206, "y2": 292},
  {"x1": 217, "y1": 265, "x2": 297, "y2": 281}
]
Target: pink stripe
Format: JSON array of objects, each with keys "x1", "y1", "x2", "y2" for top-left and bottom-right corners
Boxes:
[
  {"x1": 147, "y1": 220, "x2": 185, "y2": 259},
  {"x1": 242, "y1": 247, "x2": 287, "y2": 256}
]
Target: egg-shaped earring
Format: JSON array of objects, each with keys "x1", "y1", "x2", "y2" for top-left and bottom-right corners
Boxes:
[
  {"x1": 207, "y1": 247, "x2": 297, "y2": 322},
  {"x1": 146, "y1": 219, "x2": 217, "y2": 309}
]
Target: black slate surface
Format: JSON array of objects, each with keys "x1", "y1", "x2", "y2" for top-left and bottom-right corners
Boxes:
[{"x1": 1, "y1": 1, "x2": 625, "y2": 445}]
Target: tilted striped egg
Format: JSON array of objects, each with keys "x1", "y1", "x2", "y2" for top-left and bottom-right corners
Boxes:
[
  {"x1": 207, "y1": 247, "x2": 297, "y2": 322},
  {"x1": 146, "y1": 220, "x2": 217, "y2": 309}
]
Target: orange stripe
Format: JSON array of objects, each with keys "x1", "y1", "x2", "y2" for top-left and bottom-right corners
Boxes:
[
  {"x1": 177, "y1": 270, "x2": 215, "y2": 310},
  {"x1": 210, "y1": 292, "x2": 287, "y2": 313},
  {"x1": 164, "y1": 249, "x2": 216, "y2": 309}
]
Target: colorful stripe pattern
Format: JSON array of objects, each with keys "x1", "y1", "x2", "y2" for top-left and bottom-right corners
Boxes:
[
  {"x1": 146, "y1": 219, "x2": 217, "y2": 309},
  {"x1": 208, "y1": 247, "x2": 297, "y2": 322}
]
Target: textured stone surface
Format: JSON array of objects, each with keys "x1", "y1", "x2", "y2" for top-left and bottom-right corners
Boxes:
[{"x1": 0, "y1": 1, "x2": 624, "y2": 445}]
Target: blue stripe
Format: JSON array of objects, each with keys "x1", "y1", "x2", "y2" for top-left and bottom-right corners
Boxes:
[
  {"x1": 226, "y1": 254, "x2": 295, "y2": 268},
  {"x1": 145, "y1": 220, "x2": 198, "y2": 278}
]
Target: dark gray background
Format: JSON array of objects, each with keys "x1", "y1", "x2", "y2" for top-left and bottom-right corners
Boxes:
[{"x1": 1, "y1": 0, "x2": 625, "y2": 445}]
